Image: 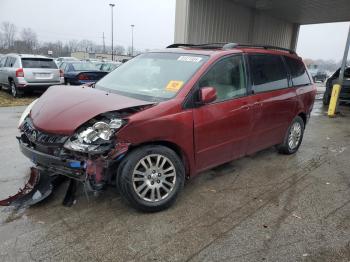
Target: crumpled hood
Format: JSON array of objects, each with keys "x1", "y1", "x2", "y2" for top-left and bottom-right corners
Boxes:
[{"x1": 30, "y1": 85, "x2": 153, "y2": 135}]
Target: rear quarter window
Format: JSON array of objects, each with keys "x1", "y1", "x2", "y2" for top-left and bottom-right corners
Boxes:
[
  {"x1": 0, "y1": 57, "x2": 6, "y2": 67},
  {"x1": 249, "y1": 54, "x2": 289, "y2": 93},
  {"x1": 5, "y1": 57, "x2": 16, "y2": 67},
  {"x1": 21, "y1": 58, "x2": 58, "y2": 69},
  {"x1": 284, "y1": 57, "x2": 311, "y2": 86}
]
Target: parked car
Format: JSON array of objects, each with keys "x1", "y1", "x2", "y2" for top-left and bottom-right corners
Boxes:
[
  {"x1": 55, "y1": 57, "x2": 78, "y2": 67},
  {"x1": 323, "y1": 67, "x2": 350, "y2": 105},
  {"x1": 17, "y1": 43, "x2": 316, "y2": 211},
  {"x1": 97, "y1": 61, "x2": 122, "y2": 72},
  {"x1": 313, "y1": 70, "x2": 328, "y2": 82},
  {"x1": 0, "y1": 54, "x2": 64, "y2": 97},
  {"x1": 59, "y1": 61, "x2": 108, "y2": 85}
]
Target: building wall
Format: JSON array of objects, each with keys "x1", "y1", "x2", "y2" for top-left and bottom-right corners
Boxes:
[{"x1": 175, "y1": 0, "x2": 300, "y2": 50}]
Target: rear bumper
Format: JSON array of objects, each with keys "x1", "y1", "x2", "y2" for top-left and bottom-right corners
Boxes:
[
  {"x1": 16, "y1": 77, "x2": 64, "y2": 90},
  {"x1": 18, "y1": 84, "x2": 61, "y2": 91},
  {"x1": 69, "y1": 80, "x2": 96, "y2": 86}
]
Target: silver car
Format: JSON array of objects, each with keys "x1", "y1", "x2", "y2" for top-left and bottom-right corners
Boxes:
[{"x1": 0, "y1": 54, "x2": 64, "y2": 97}]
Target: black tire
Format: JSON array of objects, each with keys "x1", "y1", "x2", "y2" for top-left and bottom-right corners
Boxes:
[
  {"x1": 277, "y1": 116, "x2": 305, "y2": 155},
  {"x1": 323, "y1": 90, "x2": 331, "y2": 105},
  {"x1": 116, "y1": 145, "x2": 185, "y2": 212},
  {"x1": 10, "y1": 80, "x2": 21, "y2": 98}
]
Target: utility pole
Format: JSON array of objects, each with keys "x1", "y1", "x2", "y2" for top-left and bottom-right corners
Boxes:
[
  {"x1": 131, "y1": 24, "x2": 135, "y2": 57},
  {"x1": 109, "y1": 3, "x2": 115, "y2": 61},
  {"x1": 328, "y1": 25, "x2": 350, "y2": 116},
  {"x1": 102, "y1": 32, "x2": 106, "y2": 53}
]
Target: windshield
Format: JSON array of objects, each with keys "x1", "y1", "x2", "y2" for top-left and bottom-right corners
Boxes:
[
  {"x1": 95, "y1": 52, "x2": 208, "y2": 101},
  {"x1": 71, "y1": 62, "x2": 98, "y2": 71}
]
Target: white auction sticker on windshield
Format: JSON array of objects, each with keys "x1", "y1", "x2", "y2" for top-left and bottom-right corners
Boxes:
[{"x1": 177, "y1": 56, "x2": 202, "y2": 63}]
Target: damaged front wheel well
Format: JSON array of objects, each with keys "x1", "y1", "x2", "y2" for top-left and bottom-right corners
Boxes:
[{"x1": 114, "y1": 141, "x2": 190, "y2": 179}]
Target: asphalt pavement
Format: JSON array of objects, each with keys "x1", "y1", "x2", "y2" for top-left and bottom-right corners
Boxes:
[{"x1": 0, "y1": 87, "x2": 349, "y2": 262}]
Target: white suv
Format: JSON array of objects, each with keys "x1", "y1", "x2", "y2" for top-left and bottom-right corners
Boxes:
[{"x1": 0, "y1": 54, "x2": 64, "y2": 97}]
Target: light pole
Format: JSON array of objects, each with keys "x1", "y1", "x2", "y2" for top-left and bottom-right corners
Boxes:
[
  {"x1": 109, "y1": 3, "x2": 115, "y2": 61},
  {"x1": 131, "y1": 24, "x2": 135, "y2": 57}
]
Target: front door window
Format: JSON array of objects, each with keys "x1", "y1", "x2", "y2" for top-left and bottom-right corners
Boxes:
[{"x1": 198, "y1": 55, "x2": 246, "y2": 102}]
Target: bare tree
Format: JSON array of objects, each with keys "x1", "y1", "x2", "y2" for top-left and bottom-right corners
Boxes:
[
  {"x1": 115, "y1": 45, "x2": 125, "y2": 55},
  {"x1": 1, "y1": 22, "x2": 17, "y2": 49},
  {"x1": 79, "y1": 39, "x2": 94, "y2": 53},
  {"x1": 21, "y1": 28, "x2": 38, "y2": 51},
  {"x1": 67, "y1": 39, "x2": 79, "y2": 53},
  {"x1": 0, "y1": 32, "x2": 4, "y2": 49}
]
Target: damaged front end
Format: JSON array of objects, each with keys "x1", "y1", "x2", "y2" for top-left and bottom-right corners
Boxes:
[{"x1": 4, "y1": 107, "x2": 147, "y2": 208}]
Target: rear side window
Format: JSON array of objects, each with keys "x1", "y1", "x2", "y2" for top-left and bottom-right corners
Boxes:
[
  {"x1": 0, "y1": 57, "x2": 6, "y2": 67},
  {"x1": 21, "y1": 58, "x2": 57, "y2": 69},
  {"x1": 249, "y1": 54, "x2": 288, "y2": 93},
  {"x1": 4, "y1": 57, "x2": 16, "y2": 67},
  {"x1": 284, "y1": 57, "x2": 311, "y2": 86}
]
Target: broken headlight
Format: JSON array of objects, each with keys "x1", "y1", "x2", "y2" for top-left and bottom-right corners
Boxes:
[
  {"x1": 18, "y1": 99, "x2": 38, "y2": 128},
  {"x1": 64, "y1": 118, "x2": 125, "y2": 153}
]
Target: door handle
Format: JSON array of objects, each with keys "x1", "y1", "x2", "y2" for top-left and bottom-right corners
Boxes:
[
  {"x1": 253, "y1": 102, "x2": 263, "y2": 107},
  {"x1": 241, "y1": 105, "x2": 250, "y2": 110}
]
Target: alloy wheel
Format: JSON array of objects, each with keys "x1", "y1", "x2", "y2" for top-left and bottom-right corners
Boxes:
[
  {"x1": 288, "y1": 122, "x2": 302, "y2": 150},
  {"x1": 11, "y1": 82, "x2": 17, "y2": 97},
  {"x1": 132, "y1": 154, "x2": 176, "y2": 202}
]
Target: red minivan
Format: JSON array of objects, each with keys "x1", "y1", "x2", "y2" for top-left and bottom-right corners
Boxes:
[{"x1": 17, "y1": 43, "x2": 316, "y2": 211}]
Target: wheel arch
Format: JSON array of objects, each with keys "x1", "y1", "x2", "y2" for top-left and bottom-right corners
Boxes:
[
  {"x1": 297, "y1": 112, "x2": 307, "y2": 125},
  {"x1": 127, "y1": 140, "x2": 191, "y2": 178}
]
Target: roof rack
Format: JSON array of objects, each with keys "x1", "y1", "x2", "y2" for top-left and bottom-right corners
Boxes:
[
  {"x1": 167, "y1": 43, "x2": 237, "y2": 50},
  {"x1": 166, "y1": 42, "x2": 296, "y2": 54},
  {"x1": 236, "y1": 44, "x2": 296, "y2": 54}
]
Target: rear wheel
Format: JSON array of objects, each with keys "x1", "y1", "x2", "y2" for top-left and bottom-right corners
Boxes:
[
  {"x1": 277, "y1": 116, "x2": 305, "y2": 155},
  {"x1": 117, "y1": 145, "x2": 185, "y2": 212},
  {"x1": 10, "y1": 81, "x2": 21, "y2": 98}
]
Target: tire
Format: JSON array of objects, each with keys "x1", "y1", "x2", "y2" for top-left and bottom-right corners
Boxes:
[
  {"x1": 323, "y1": 90, "x2": 330, "y2": 105},
  {"x1": 64, "y1": 78, "x2": 71, "y2": 85},
  {"x1": 10, "y1": 80, "x2": 21, "y2": 98},
  {"x1": 277, "y1": 116, "x2": 305, "y2": 155},
  {"x1": 116, "y1": 145, "x2": 185, "y2": 212}
]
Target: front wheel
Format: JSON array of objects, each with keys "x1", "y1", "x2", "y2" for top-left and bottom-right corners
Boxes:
[
  {"x1": 277, "y1": 116, "x2": 305, "y2": 155},
  {"x1": 323, "y1": 90, "x2": 331, "y2": 105},
  {"x1": 117, "y1": 145, "x2": 185, "y2": 212}
]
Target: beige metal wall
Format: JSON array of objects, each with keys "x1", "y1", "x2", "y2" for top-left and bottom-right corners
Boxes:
[{"x1": 175, "y1": 0, "x2": 300, "y2": 50}]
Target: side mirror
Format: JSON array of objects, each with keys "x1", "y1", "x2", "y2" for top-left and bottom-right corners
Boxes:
[{"x1": 199, "y1": 87, "x2": 217, "y2": 104}]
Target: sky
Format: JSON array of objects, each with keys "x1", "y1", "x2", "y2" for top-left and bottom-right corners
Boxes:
[
  {"x1": 0, "y1": 0, "x2": 349, "y2": 61},
  {"x1": 0, "y1": 0, "x2": 177, "y2": 50},
  {"x1": 297, "y1": 22, "x2": 350, "y2": 61}
]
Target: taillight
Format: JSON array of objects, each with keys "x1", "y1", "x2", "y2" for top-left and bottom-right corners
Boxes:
[
  {"x1": 78, "y1": 74, "x2": 89, "y2": 80},
  {"x1": 59, "y1": 69, "x2": 64, "y2": 77},
  {"x1": 16, "y1": 68, "x2": 24, "y2": 77}
]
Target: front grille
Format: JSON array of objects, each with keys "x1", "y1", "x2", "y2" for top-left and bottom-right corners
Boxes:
[{"x1": 21, "y1": 118, "x2": 69, "y2": 145}]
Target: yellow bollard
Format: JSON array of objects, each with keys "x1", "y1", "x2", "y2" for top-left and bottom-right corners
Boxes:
[{"x1": 328, "y1": 84, "x2": 341, "y2": 117}]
